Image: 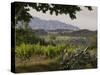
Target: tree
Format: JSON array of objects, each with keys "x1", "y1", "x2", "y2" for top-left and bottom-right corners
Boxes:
[{"x1": 13, "y1": 2, "x2": 92, "y2": 25}]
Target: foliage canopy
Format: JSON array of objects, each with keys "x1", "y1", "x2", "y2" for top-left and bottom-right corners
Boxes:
[{"x1": 14, "y1": 2, "x2": 92, "y2": 24}]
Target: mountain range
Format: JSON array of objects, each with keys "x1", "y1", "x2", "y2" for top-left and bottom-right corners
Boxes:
[{"x1": 29, "y1": 17, "x2": 80, "y2": 30}]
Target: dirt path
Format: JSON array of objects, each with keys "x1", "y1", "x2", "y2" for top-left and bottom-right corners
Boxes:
[{"x1": 15, "y1": 56, "x2": 62, "y2": 73}]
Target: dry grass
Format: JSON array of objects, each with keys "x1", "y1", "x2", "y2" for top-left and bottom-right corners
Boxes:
[{"x1": 15, "y1": 56, "x2": 62, "y2": 73}]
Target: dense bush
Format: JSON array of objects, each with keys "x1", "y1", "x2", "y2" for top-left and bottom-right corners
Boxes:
[{"x1": 16, "y1": 28, "x2": 51, "y2": 46}]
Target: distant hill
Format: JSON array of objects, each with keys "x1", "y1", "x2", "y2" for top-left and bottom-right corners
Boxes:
[
  {"x1": 32, "y1": 28, "x2": 97, "y2": 37},
  {"x1": 29, "y1": 17, "x2": 96, "y2": 37},
  {"x1": 60, "y1": 29, "x2": 97, "y2": 37},
  {"x1": 29, "y1": 17, "x2": 80, "y2": 31}
]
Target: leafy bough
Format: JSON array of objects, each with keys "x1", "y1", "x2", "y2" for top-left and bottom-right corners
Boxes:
[{"x1": 60, "y1": 47, "x2": 89, "y2": 69}]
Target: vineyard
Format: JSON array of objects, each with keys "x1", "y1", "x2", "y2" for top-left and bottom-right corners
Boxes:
[{"x1": 15, "y1": 28, "x2": 97, "y2": 73}]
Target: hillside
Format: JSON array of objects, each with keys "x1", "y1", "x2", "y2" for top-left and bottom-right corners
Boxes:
[{"x1": 29, "y1": 17, "x2": 79, "y2": 30}]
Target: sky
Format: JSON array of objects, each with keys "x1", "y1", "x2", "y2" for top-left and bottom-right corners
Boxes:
[{"x1": 28, "y1": 5, "x2": 97, "y2": 31}]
